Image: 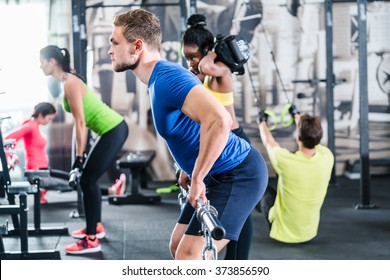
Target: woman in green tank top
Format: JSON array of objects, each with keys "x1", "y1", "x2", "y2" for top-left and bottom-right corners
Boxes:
[{"x1": 40, "y1": 45, "x2": 129, "y2": 255}]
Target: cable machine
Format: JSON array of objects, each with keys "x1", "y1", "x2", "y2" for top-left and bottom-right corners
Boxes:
[
  {"x1": 354, "y1": 0, "x2": 375, "y2": 209},
  {"x1": 333, "y1": 0, "x2": 389, "y2": 209},
  {"x1": 324, "y1": 0, "x2": 337, "y2": 187},
  {"x1": 290, "y1": 0, "x2": 377, "y2": 208}
]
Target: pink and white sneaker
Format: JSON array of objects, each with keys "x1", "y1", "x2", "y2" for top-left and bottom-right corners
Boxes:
[
  {"x1": 71, "y1": 223, "x2": 106, "y2": 239},
  {"x1": 110, "y1": 173, "x2": 126, "y2": 195}
]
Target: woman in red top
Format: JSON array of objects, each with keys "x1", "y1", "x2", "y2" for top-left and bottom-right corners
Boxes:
[{"x1": 5, "y1": 102, "x2": 56, "y2": 203}]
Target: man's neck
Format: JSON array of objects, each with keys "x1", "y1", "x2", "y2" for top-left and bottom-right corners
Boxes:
[
  {"x1": 299, "y1": 146, "x2": 316, "y2": 158},
  {"x1": 133, "y1": 52, "x2": 161, "y2": 85}
]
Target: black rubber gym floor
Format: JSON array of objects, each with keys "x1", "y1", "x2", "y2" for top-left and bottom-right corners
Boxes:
[{"x1": 0, "y1": 175, "x2": 389, "y2": 260}]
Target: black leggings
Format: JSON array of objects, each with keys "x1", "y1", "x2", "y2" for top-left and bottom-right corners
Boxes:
[
  {"x1": 224, "y1": 215, "x2": 253, "y2": 260},
  {"x1": 224, "y1": 126, "x2": 253, "y2": 260},
  {"x1": 80, "y1": 120, "x2": 128, "y2": 235},
  {"x1": 260, "y1": 184, "x2": 277, "y2": 231}
]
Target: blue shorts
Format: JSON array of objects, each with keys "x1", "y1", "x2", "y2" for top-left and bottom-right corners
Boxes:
[{"x1": 177, "y1": 147, "x2": 268, "y2": 241}]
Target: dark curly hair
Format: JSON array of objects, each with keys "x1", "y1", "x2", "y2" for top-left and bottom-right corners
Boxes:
[{"x1": 182, "y1": 14, "x2": 214, "y2": 54}]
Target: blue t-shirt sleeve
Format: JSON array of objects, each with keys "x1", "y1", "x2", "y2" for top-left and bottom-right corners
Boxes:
[{"x1": 154, "y1": 63, "x2": 201, "y2": 109}]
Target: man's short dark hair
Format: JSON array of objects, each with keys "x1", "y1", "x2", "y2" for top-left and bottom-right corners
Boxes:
[{"x1": 298, "y1": 114, "x2": 323, "y2": 149}]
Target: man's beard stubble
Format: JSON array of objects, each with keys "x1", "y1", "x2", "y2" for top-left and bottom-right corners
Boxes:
[{"x1": 113, "y1": 57, "x2": 140, "y2": 72}]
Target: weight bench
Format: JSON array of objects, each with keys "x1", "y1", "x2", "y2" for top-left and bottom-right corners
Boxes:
[
  {"x1": 12, "y1": 169, "x2": 72, "y2": 236},
  {"x1": 29, "y1": 168, "x2": 85, "y2": 220},
  {"x1": 108, "y1": 150, "x2": 161, "y2": 205},
  {"x1": 0, "y1": 126, "x2": 60, "y2": 259}
]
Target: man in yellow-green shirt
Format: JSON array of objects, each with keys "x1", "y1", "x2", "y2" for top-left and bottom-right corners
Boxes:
[{"x1": 258, "y1": 107, "x2": 334, "y2": 243}]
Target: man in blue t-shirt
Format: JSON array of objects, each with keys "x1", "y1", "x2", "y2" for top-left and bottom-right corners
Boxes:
[{"x1": 108, "y1": 8, "x2": 268, "y2": 260}]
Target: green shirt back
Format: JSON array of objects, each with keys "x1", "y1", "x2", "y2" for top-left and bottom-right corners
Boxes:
[
  {"x1": 268, "y1": 144, "x2": 334, "y2": 243},
  {"x1": 63, "y1": 85, "x2": 123, "y2": 135}
]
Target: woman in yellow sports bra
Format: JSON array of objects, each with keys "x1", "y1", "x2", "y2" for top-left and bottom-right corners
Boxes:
[
  {"x1": 182, "y1": 14, "x2": 252, "y2": 259},
  {"x1": 182, "y1": 15, "x2": 250, "y2": 144}
]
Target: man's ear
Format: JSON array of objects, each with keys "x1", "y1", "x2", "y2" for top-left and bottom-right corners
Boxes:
[{"x1": 134, "y1": 39, "x2": 143, "y2": 52}]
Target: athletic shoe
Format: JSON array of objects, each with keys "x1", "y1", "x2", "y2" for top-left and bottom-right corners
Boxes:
[
  {"x1": 71, "y1": 223, "x2": 106, "y2": 239},
  {"x1": 110, "y1": 173, "x2": 126, "y2": 195},
  {"x1": 64, "y1": 236, "x2": 101, "y2": 254}
]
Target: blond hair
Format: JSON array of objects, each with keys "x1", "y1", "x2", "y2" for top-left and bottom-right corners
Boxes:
[{"x1": 113, "y1": 8, "x2": 162, "y2": 52}]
